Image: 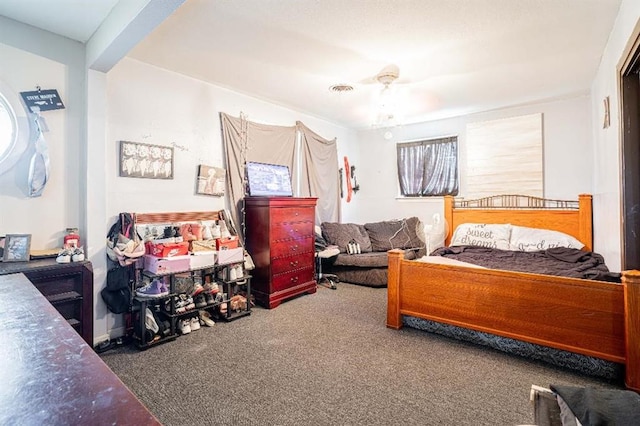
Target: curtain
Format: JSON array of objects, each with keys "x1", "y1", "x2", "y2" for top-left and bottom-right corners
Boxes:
[
  {"x1": 220, "y1": 113, "x2": 296, "y2": 242},
  {"x1": 397, "y1": 136, "x2": 458, "y2": 196},
  {"x1": 297, "y1": 121, "x2": 340, "y2": 224}
]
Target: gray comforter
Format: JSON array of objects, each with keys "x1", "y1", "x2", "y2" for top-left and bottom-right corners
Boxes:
[
  {"x1": 550, "y1": 385, "x2": 640, "y2": 425},
  {"x1": 430, "y1": 246, "x2": 621, "y2": 282}
]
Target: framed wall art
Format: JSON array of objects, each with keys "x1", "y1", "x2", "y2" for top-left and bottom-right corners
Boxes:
[
  {"x1": 119, "y1": 141, "x2": 174, "y2": 179},
  {"x1": 196, "y1": 165, "x2": 226, "y2": 196},
  {"x1": 3, "y1": 234, "x2": 31, "y2": 262}
]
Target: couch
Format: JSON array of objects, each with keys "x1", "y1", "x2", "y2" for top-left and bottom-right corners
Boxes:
[{"x1": 320, "y1": 217, "x2": 425, "y2": 287}]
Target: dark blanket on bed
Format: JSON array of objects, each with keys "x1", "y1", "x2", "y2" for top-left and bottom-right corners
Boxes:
[
  {"x1": 430, "y1": 246, "x2": 621, "y2": 282},
  {"x1": 550, "y1": 385, "x2": 640, "y2": 425}
]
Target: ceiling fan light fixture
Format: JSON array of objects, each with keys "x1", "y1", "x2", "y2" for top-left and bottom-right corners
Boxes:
[{"x1": 329, "y1": 84, "x2": 354, "y2": 93}]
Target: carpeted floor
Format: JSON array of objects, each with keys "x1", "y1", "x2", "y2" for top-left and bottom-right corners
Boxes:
[{"x1": 100, "y1": 283, "x2": 623, "y2": 426}]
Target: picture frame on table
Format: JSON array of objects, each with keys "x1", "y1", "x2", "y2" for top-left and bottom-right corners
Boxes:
[
  {"x1": 119, "y1": 140, "x2": 174, "y2": 179},
  {"x1": 3, "y1": 234, "x2": 31, "y2": 262}
]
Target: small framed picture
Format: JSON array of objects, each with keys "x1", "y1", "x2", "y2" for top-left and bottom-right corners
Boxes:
[
  {"x1": 196, "y1": 165, "x2": 225, "y2": 196},
  {"x1": 3, "y1": 234, "x2": 31, "y2": 262},
  {"x1": 119, "y1": 140, "x2": 174, "y2": 179}
]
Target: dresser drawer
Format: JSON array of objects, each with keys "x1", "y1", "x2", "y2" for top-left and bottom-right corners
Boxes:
[
  {"x1": 271, "y1": 206, "x2": 314, "y2": 225},
  {"x1": 271, "y1": 254, "x2": 314, "y2": 275},
  {"x1": 271, "y1": 236, "x2": 314, "y2": 258},
  {"x1": 271, "y1": 221, "x2": 314, "y2": 241},
  {"x1": 272, "y1": 266, "x2": 314, "y2": 292}
]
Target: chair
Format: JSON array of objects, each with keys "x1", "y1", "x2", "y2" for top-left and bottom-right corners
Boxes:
[
  {"x1": 314, "y1": 226, "x2": 339, "y2": 289},
  {"x1": 316, "y1": 246, "x2": 340, "y2": 289}
]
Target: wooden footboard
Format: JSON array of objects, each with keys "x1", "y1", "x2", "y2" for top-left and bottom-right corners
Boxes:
[{"x1": 387, "y1": 250, "x2": 640, "y2": 391}]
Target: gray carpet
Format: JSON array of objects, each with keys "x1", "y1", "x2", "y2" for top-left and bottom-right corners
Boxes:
[{"x1": 100, "y1": 283, "x2": 623, "y2": 426}]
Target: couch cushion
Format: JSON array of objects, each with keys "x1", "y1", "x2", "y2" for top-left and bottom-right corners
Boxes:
[
  {"x1": 333, "y1": 252, "x2": 388, "y2": 267},
  {"x1": 333, "y1": 249, "x2": 420, "y2": 268},
  {"x1": 364, "y1": 217, "x2": 423, "y2": 252},
  {"x1": 321, "y1": 222, "x2": 373, "y2": 253}
]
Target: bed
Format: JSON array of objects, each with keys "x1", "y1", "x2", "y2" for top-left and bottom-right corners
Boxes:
[{"x1": 386, "y1": 194, "x2": 640, "y2": 391}]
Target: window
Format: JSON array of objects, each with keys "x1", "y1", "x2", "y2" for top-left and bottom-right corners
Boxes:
[{"x1": 397, "y1": 136, "x2": 458, "y2": 197}]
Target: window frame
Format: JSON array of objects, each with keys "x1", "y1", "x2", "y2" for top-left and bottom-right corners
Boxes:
[{"x1": 396, "y1": 135, "x2": 459, "y2": 198}]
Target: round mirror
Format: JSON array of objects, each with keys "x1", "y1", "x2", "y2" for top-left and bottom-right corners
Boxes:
[
  {"x1": 0, "y1": 94, "x2": 18, "y2": 163},
  {"x1": 0, "y1": 80, "x2": 30, "y2": 176}
]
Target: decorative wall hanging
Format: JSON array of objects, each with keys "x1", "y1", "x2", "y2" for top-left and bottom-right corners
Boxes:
[
  {"x1": 119, "y1": 140, "x2": 173, "y2": 179},
  {"x1": 343, "y1": 156, "x2": 353, "y2": 202},
  {"x1": 196, "y1": 165, "x2": 225, "y2": 196},
  {"x1": 603, "y1": 96, "x2": 610, "y2": 129}
]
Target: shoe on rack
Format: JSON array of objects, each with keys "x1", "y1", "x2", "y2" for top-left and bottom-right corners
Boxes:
[
  {"x1": 199, "y1": 310, "x2": 215, "y2": 327},
  {"x1": 159, "y1": 277, "x2": 169, "y2": 294},
  {"x1": 235, "y1": 265, "x2": 244, "y2": 279},
  {"x1": 175, "y1": 294, "x2": 187, "y2": 313},
  {"x1": 204, "y1": 292, "x2": 215, "y2": 305},
  {"x1": 203, "y1": 281, "x2": 219, "y2": 294},
  {"x1": 185, "y1": 296, "x2": 196, "y2": 310},
  {"x1": 229, "y1": 267, "x2": 237, "y2": 281},
  {"x1": 191, "y1": 283, "x2": 204, "y2": 297},
  {"x1": 179, "y1": 318, "x2": 191, "y2": 334},
  {"x1": 190, "y1": 316, "x2": 201, "y2": 331},
  {"x1": 145, "y1": 308, "x2": 160, "y2": 334},
  {"x1": 136, "y1": 279, "x2": 169, "y2": 298},
  {"x1": 194, "y1": 294, "x2": 207, "y2": 309},
  {"x1": 56, "y1": 249, "x2": 72, "y2": 263},
  {"x1": 71, "y1": 247, "x2": 85, "y2": 262}
]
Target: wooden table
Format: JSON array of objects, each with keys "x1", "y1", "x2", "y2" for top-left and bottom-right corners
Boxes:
[{"x1": 0, "y1": 272, "x2": 160, "y2": 425}]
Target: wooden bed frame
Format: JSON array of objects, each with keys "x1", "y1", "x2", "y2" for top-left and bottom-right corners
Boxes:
[{"x1": 386, "y1": 194, "x2": 640, "y2": 391}]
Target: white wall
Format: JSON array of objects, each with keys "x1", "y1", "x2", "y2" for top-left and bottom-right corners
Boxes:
[
  {"x1": 100, "y1": 57, "x2": 357, "y2": 341},
  {"x1": 352, "y1": 95, "x2": 593, "y2": 244},
  {"x1": 0, "y1": 18, "x2": 86, "y2": 251},
  {"x1": 590, "y1": 0, "x2": 640, "y2": 272}
]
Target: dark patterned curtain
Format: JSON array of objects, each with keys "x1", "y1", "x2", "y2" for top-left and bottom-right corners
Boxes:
[{"x1": 397, "y1": 136, "x2": 458, "y2": 196}]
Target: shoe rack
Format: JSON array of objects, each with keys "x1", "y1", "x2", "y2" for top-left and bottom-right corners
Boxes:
[{"x1": 131, "y1": 260, "x2": 252, "y2": 350}]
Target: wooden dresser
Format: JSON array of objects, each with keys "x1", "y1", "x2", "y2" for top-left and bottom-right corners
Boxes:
[
  {"x1": 245, "y1": 197, "x2": 317, "y2": 308},
  {"x1": 0, "y1": 259, "x2": 93, "y2": 345}
]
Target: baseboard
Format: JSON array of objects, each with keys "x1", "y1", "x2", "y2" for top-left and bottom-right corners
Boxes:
[{"x1": 93, "y1": 326, "x2": 125, "y2": 348}]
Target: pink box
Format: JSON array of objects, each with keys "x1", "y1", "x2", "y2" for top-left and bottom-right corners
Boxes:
[
  {"x1": 144, "y1": 254, "x2": 191, "y2": 275},
  {"x1": 217, "y1": 247, "x2": 243, "y2": 265}
]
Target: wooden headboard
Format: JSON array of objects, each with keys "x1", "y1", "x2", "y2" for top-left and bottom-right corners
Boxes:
[
  {"x1": 443, "y1": 194, "x2": 593, "y2": 251},
  {"x1": 134, "y1": 211, "x2": 220, "y2": 224}
]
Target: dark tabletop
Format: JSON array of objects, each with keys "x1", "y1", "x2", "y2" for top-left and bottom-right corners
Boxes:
[{"x1": 0, "y1": 272, "x2": 160, "y2": 425}]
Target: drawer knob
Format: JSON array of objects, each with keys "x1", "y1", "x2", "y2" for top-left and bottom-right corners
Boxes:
[
  {"x1": 291, "y1": 245, "x2": 298, "y2": 251},
  {"x1": 290, "y1": 260, "x2": 299, "y2": 267},
  {"x1": 290, "y1": 276, "x2": 299, "y2": 283}
]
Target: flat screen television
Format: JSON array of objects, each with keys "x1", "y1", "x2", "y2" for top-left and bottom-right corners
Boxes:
[{"x1": 245, "y1": 161, "x2": 293, "y2": 197}]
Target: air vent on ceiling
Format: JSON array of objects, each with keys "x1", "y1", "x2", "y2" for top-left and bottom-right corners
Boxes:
[{"x1": 329, "y1": 84, "x2": 354, "y2": 93}]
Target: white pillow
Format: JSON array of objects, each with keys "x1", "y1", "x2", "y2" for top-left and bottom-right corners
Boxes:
[
  {"x1": 509, "y1": 225, "x2": 584, "y2": 252},
  {"x1": 450, "y1": 223, "x2": 512, "y2": 250}
]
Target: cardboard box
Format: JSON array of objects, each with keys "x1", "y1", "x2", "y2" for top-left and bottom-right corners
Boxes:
[
  {"x1": 146, "y1": 241, "x2": 189, "y2": 258},
  {"x1": 217, "y1": 247, "x2": 243, "y2": 265},
  {"x1": 189, "y1": 251, "x2": 216, "y2": 270},
  {"x1": 216, "y1": 236, "x2": 239, "y2": 250},
  {"x1": 144, "y1": 254, "x2": 191, "y2": 274}
]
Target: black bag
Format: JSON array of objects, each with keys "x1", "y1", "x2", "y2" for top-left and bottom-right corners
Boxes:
[
  {"x1": 101, "y1": 286, "x2": 131, "y2": 314},
  {"x1": 106, "y1": 265, "x2": 134, "y2": 290},
  {"x1": 102, "y1": 265, "x2": 134, "y2": 314}
]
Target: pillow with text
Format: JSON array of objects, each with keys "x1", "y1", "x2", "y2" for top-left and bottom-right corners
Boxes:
[
  {"x1": 450, "y1": 223, "x2": 512, "y2": 250},
  {"x1": 509, "y1": 225, "x2": 585, "y2": 252}
]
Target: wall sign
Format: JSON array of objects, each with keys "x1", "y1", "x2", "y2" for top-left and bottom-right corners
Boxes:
[{"x1": 20, "y1": 88, "x2": 65, "y2": 112}]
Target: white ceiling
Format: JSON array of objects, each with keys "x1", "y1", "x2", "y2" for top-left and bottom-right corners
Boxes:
[{"x1": 0, "y1": 0, "x2": 623, "y2": 129}]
